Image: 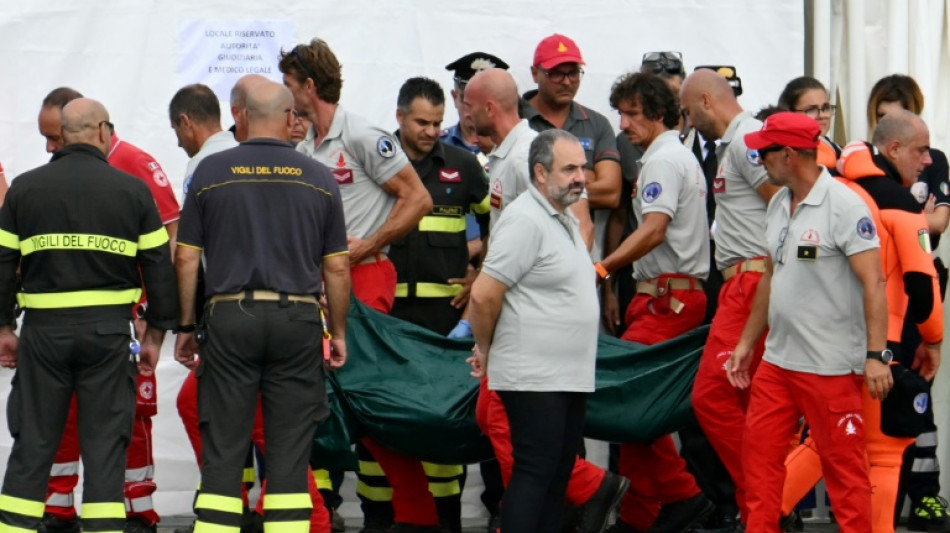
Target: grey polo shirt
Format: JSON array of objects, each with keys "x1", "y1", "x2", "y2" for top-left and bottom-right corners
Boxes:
[
  {"x1": 764, "y1": 169, "x2": 880, "y2": 375},
  {"x1": 633, "y1": 130, "x2": 710, "y2": 281},
  {"x1": 712, "y1": 112, "x2": 771, "y2": 270},
  {"x1": 297, "y1": 106, "x2": 408, "y2": 250},
  {"x1": 183, "y1": 130, "x2": 238, "y2": 196},
  {"x1": 522, "y1": 91, "x2": 620, "y2": 169},
  {"x1": 483, "y1": 185, "x2": 599, "y2": 392},
  {"x1": 488, "y1": 119, "x2": 537, "y2": 229}
]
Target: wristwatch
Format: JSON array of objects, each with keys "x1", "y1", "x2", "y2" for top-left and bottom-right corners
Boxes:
[
  {"x1": 866, "y1": 349, "x2": 894, "y2": 364},
  {"x1": 176, "y1": 323, "x2": 197, "y2": 334}
]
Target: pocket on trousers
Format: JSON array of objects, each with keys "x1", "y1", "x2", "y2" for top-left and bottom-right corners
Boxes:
[{"x1": 828, "y1": 395, "x2": 864, "y2": 438}]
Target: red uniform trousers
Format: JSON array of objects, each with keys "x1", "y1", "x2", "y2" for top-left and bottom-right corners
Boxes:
[
  {"x1": 474, "y1": 377, "x2": 604, "y2": 506},
  {"x1": 691, "y1": 270, "x2": 766, "y2": 523},
  {"x1": 617, "y1": 281, "x2": 706, "y2": 530},
  {"x1": 781, "y1": 381, "x2": 914, "y2": 533},
  {"x1": 351, "y1": 259, "x2": 439, "y2": 526},
  {"x1": 46, "y1": 375, "x2": 159, "y2": 524},
  {"x1": 743, "y1": 361, "x2": 871, "y2": 533},
  {"x1": 177, "y1": 369, "x2": 331, "y2": 533}
]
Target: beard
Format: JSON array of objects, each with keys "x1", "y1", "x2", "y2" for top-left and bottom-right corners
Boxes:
[{"x1": 546, "y1": 181, "x2": 585, "y2": 209}]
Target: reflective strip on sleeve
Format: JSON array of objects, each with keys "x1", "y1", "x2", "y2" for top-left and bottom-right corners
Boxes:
[
  {"x1": 355, "y1": 480, "x2": 392, "y2": 502},
  {"x1": 0, "y1": 230, "x2": 20, "y2": 250},
  {"x1": 418, "y1": 216, "x2": 466, "y2": 233},
  {"x1": 137, "y1": 228, "x2": 169, "y2": 250},
  {"x1": 427, "y1": 479, "x2": 461, "y2": 498},
  {"x1": 262, "y1": 493, "x2": 312, "y2": 510},
  {"x1": 471, "y1": 194, "x2": 491, "y2": 215},
  {"x1": 0, "y1": 495, "x2": 45, "y2": 517},
  {"x1": 18, "y1": 288, "x2": 142, "y2": 309},
  {"x1": 20, "y1": 234, "x2": 137, "y2": 257},
  {"x1": 125, "y1": 496, "x2": 153, "y2": 513},
  {"x1": 421, "y1": 463, "x2": 464, "y2": 478},
  {"x1": 195, "y1": 494, "x2": 243, "y2": 515},
  {"x1": 80, "y1": 502, "x2": 126, "y2": 519}
]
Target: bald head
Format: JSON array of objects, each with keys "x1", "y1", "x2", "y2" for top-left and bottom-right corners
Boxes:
[
  {"x1": 679, "y1": 68, "x2": 742, "y2": 141},
  {"x1": 61, "y1": 98, "x2": 112, "y2": 155},
  {"x1": 872, "y1": 109, "x2": 926, "y2": 148},
  {"x1": 872, "y1": 109, "x2": 932, "y2": 185},
  {"x1": 245, "y1": 82, "x2": 295, "y2": 141},
  {"x1": 230, "y1": 74, "x2": 269, "y2": 142},
  {"x1": 467, "y1": 68, "x2": 520, "y2": 113}
]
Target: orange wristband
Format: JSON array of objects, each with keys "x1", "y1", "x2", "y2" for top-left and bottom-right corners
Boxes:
[{"x1": 594, "y1": 262, "x2": 610, "y2": 281}]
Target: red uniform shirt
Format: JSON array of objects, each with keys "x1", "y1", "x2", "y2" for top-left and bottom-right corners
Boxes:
[{"x1": 108, "y1": 135, "x2": 180, "y2": 224}]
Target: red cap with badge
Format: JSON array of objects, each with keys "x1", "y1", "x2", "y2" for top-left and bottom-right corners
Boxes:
[
  {"x1": 533, "y1": 34, "x2": 585, "y2": 69},
  {"x1": 744, "y1": 112, "x2": 821, "y2": 150}
]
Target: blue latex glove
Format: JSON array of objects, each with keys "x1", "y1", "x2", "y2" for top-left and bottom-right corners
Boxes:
[{"x1": 447, "y1": 319, "x2": 473, "y2": 339}]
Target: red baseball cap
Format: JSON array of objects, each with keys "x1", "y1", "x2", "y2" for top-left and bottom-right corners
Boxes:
[
  {"x1": 533, "y1": 34, "x2": 585, "y2": 69},
  {"x1": 744, "y1": 112, "x2": 821, "y2": 150}
]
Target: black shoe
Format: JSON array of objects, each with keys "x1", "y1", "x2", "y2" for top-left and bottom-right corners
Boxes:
[
  {"x1": 38, "y1": 514, "x2": 81, "y2": 533},
  {"x1": 577, "y1": 471, "x2": 631, "y2": 533},
  {"x1": 909, "y1": 496, "x2": 950, "y2": 532},
  {"x1": 778, "y1": 511, "x2": 803, "y2": 532},
  {"x1": 645, "y1": 493, "x2": 715, "y2": 533},
  {"x1": 360, "y1": 520, "x2": 392, "y2": 533},
  {"x1": 605, "y1": 521, "x2": 642, "y2": 533},
  {"x1": 124, "y1": 517, "x2": 157, "y2": 533}
]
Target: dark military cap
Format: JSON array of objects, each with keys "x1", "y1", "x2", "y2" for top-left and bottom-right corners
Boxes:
[{"x1": 445, "y1": 52, "x2": 510, "y2": 86}]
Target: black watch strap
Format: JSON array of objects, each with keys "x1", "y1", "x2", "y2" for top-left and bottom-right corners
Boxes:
[{"x1": 176, "y1": 323, "x2": 197, "y2": 333}]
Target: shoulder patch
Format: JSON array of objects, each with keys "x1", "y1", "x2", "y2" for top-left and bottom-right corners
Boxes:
[
  {"x1": 377, "y1": 136, "x2": 397, "y2": 158},
  {"x1": 856, "y1": 216, "x2": 876, "y2": 240},
  {"x1": 920, "y1": 229, "x2": 933, "y2": 253},
  {"x1": 642, "y1": 182, "x2": 662, "y2": 203}
]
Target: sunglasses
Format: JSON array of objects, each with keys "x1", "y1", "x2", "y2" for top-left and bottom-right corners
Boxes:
[
  {"x1": 288, "y1": 47, "x2": 318, "y2": 83},
  {"x1": 641, "y1": 51, "x2": 684, "y2": 75}
]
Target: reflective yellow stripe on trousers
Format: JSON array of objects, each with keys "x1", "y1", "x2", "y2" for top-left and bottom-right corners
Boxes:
[{"x1": 394, "y1": 283, "x2": 463, "y2": 298}]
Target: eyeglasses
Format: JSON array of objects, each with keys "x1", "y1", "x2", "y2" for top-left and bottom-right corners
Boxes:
[
  {"x1": 539, "y1": 66, "x2": 584, "y2": 83},
  {"x1": 795, "y1": 104, "x2": 836, "y2": 118},
  {"x1": 776, "y1": 227, "x2": 789, "y2": 265},
  {"x1": 749, "y1": 145, "x2": 786, "y2": 166},
  {"x1": 98, "y1": 120, "x2": 114, "y2": 134},
  {"x1": 641, "y1": 51, "x2": 684, "y2": 76},
  {"x1": 288, "y1": 47, "x2": 318, "y2": 84}
]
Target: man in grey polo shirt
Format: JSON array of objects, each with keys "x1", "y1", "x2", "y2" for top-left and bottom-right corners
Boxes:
[
  {"x1": 595, "y1": 72, "x2": 713, "y2": 533},
  {"x1": 168, "y1": 84, "x2": 238, "y2": 196},
  {"x1": 279, "y1": 38, "x2": 437, "y2": 532},
  {"x1": 468, "y1": 129, "x2": 598, "y2": 533},
  {"x1": 679, "y1": 68, "x2": 782, "y2": 527},
  {"x1": 727, "y1": 112, "x2": 891, "y2": 532}
]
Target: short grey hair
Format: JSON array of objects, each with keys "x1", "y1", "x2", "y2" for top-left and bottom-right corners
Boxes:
[
  {"x1": 528, "y1": 129, "x2": 580, "y2": 182},
  {"x1": 872, "y1": 109, "x2": 923, "y2": 149}
]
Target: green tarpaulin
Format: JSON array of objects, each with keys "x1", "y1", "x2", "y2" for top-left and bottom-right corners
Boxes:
[{"x1": 313, "y1": 298, "x2": 709, "y2": 467}]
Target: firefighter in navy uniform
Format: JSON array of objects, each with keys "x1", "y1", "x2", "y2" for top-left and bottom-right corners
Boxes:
[
  {"x1": 175, "y1": 82, "x2": 350, "y2": 533},
  {"x1": 393, "y1": 77, "x2": 489, "y2": 334},
  {"x1": 0, "y1": 98, "x2": 177, "y2": 533}
]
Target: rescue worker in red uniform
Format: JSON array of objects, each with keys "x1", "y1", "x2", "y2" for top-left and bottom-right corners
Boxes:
[
  {"x1": 36, "y1": 87, "x2": 180, "y2": 533},
  {"x1": 780, "y1": 119, "x2": 943, "y2": 533}
]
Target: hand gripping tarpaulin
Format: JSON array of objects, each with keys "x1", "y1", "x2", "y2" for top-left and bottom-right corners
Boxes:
[{"x1": 314, "y1": 297, "x2": 709, "y2": 467}]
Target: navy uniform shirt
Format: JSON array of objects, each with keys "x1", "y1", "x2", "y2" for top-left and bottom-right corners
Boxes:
[
  {"x1": 522, "y1": 90, "x2": 620, "y2": 169},
  {"x1": 439, "y1": 123, "x2": 479, "y2": 154},
  {"x1": 178, "y1": 138, "x2": 347, "y2": 296},
  {"x1": 390, "y1": 137, "x2": 489, "y2": 295}
]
